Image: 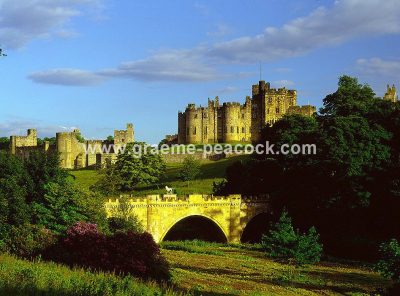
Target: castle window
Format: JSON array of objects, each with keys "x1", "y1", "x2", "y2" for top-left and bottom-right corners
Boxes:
[
  {"x1": 267, "y1": 108, "x2": 270, "y2": 114},
  {"x1": 268, "y1": 97, "x2": 272, "y2": 103},
  {"x1": 276, "y1": 108, "x2": 280, "y2": 114},
  {"x1": 231, "y1": 126, "x2": 234, "y2": 133},
  {"x1": 237, "y1": 127, "x2": 239, "y2": 133},
  {"x1": 194, "y1": 114, "x2": 198, "y2": 119},
  {"x1": 193, "y1": 127, "x2": 196, "y2": 135},
  {"x1": 205, "y1": 127, "x2": 208, "y2": 135},
  {"x1": 242, "y1": 113, "x2": 245, "y2": 119},
  {"x1": 242, "y1": 127, "x2": 245, "y2": 133}
]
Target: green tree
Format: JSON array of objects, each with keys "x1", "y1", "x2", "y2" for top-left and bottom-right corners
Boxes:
[
  {"x1": 115, "y1": 142, "x2": 166, "y2": 191},
  {"x1": 107, "y1": 196, "x2": 143, "y2": 234},
  {"x1": 91, "y1": 164, "x2": 122, "y2": 195},
  {"x1": 376, "y1": 239, "x2": 400, "y2": 282},
  {"x1": 320, "y1": 75, "x2": 376, "y2": 117},
  {"x1": 178, "y1": 155, "x2": 201, "y2": 187},
  {"x1": 261, "y1": 211, "x2": 322, "y2": 266}
]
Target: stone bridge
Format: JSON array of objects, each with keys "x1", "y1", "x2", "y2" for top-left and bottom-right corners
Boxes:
[{"x1": 105, "y1": 194, "x2": 270, "y2": 243}]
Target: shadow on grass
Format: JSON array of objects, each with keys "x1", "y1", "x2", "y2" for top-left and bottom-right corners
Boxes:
[{"x1": 172, "y1": 260, "x2": 380, "y2": 295}]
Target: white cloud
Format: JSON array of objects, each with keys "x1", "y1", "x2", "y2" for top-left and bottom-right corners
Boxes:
[
  {"x1": 208, "y1": 0, "x2": 400, "y2": 63},
  {"x1": 28, "y1": 68, "x2": 105, "y2": 86},
  {"x1": 357, "y1": 58, "x2": 400, "y2": 78},
  {"x1": 28, "y1": 0, "x2": 400, "y2": 85},
  {"x1": 0, "y1": 0, "x2": 101, "y2": 49},
  {"x1": 98, "y1": 49, "x2": 224, "y2": 82},
  {"x1": 0, "y1": 119, "x2": 77, "y2": 138}
]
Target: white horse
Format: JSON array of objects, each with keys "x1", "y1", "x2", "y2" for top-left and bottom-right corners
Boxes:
[{"x1": 165, "y1": 186, "x2": 174, "y2": 194}]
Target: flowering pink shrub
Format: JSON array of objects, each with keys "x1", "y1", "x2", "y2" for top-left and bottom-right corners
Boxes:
[{"x1": 44, "y1": 222, "x2": 170, "y2": 281}]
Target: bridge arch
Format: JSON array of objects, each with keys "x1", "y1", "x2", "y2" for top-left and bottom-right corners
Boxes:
[
  {"x1": 241, "y1": 211, "x2": 272, "y2": 243},
  {"x1": 159, "y1": 214, "x2": 229, "y2": 242}
]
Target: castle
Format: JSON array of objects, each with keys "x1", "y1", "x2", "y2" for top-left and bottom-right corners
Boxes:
[
  {"x1": 178, "y1": 80, "x2": 317, "y2": 144},
  {"x1": 9, "y1": 123, "x2": 134, "y2": 169},
  {"x1": 384, "y1": 84, "x2": 398, "y2": 102}
]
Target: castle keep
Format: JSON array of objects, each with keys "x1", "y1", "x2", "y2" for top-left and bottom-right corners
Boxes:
[
  {"x1": 9, "y1": 123, "x2": 134, "y2": 169},
  {"x1": 178, "y1": 80, "x2": 317, "y2": 144}
]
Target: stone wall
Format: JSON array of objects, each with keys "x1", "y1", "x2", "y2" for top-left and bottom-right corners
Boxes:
[{"x1": 10, "y1": 129, "x2": 37, "y2": 154}]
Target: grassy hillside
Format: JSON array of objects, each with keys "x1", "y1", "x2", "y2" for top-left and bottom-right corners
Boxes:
[
  {"x1": 161, "y1": 241, "x2": 391, "y2": 296},
  {"x1": 0, "y1": 254, "x2": 181, "y2": 296},
  {"x1": 70, "y1": 155, "x2": 249, "y2": 196},
  {"x1": 0, "y1": 244, "x2": 391, "y2": 296}
]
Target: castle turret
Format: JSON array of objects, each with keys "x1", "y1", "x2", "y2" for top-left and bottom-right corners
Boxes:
[
  {"x1": 114, "y1": 123, "x2": 134, "y2": 144},
  {"x1": 384, "y1": 84, "x2": 398, "y2": 102}
]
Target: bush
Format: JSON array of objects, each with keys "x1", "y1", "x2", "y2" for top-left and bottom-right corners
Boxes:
[
  {"x1": 376, "y1": 239, "x2": 400, "y2": 282},
  {"x1": 4, "y1": 224, "x2": 56, "y2": 258},
  {"x1": 45, "y1": 222, "x2": 170, "y2": 282},
  {"x1": 261, "y1": 211, "x2": 322, "y2": 266},
  {"x1": 108, "y1": 216, "x2": 143, "y2": 234}
]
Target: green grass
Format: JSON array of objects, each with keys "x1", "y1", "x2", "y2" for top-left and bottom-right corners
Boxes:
[
  {"x1": 0, "y1": 243, "x2": 392, "y2": 296},
  {"x1": 0, "y1": 254, "x2": 182, "y2": 296},
  {"x1": 70, "y1": 155, "x2": 249, "y2": 195},
  {"x1": 161, "y1": 242, "x2": 393, "y2": 296}
]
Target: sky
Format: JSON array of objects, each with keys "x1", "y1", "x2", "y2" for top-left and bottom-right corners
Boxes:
[{"x1": 0, "y1": 0, "x2": 399, "y2": 144}]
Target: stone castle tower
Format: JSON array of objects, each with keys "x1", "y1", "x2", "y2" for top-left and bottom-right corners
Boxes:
[
  {"x1": 178, "y1": 80, "x2": 316, "y2": 144},
  {"x1": 384, "y1": 84, "x2": 398, "y2": 102}
]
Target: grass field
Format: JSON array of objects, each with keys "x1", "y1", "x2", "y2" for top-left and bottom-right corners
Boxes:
[
  {"x1": 161, "y1": 241, "x2": 391, "y2": 296},
  {"x1": 70, "y1": 155, "x2": 249, "y2": 196},
  {"x1": 0, "y1": 243, "x2": 392, "y2": 296}
]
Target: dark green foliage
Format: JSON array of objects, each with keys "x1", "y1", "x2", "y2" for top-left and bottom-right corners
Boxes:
[
  {"x1": 0, "y1": 152, "x2": 30, "y2": 226},
  {"x1": 376, "y1": 239, "x2": 400, "y2": 282},
  {"x1": 32, "y1": 182, "x2": 89, "y2": 234},
  {"x1": 95, "y1": 142, "x2": 166, "y2": 192},
  {"x1": 3, "y1": 224, "x2": 56, "y2": 258},
  {"x1": 261, "y1": 211, "x2": 322, "y2": 266},
  {"x1": 37, "y1": 137, "x2": 56, "y2": 146},
  {"x1": 0, "y1": 151, "x2": 107, "y2": 256},
  {"x1": 178, "y1": 155, "x2": 201, "y2": 186},
  {"x1": 0, "y1": 137, "x2": 9, "y2": 150},
  {"x1": 116, "y1": 142, "x2": 166, "y2": 190},
  {"x1": 220, "y1": 75, "x2": 400, "y2": 259},
  {"x1": 108, "y1": 217, "x2": 143, "y2": 234}
]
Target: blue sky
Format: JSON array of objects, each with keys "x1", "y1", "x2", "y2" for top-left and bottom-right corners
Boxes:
[{"x1": 0, "y1": 0, "x2": 399, "y2": 144}]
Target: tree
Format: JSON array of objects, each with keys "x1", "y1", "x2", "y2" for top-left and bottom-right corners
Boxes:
[
  {"x1": 106, "y1": 135, "x2": 114, "y2": 142},
  {"x1": 376, "y1": 239, "x2": 400, "y2": 282},
  {"x1": 91, "y1": 164, "x2": 122, "y2": 195},
  {"x1": 320, "y1": 75, "x2": 376, "y2": 117},
  {"x1": 261, "y1": 211, "x2": 322, "y2": 266},
  {"x1": 178, "y1": 155, "x2": 201, "y2": 187},
  {"x1": 115, "y1": 142, "x2": 166, "y2": 191}
]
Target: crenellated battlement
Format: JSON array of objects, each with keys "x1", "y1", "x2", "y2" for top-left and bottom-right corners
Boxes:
[{"x1": 106, "y1": 194, "x2": 269, "y2": 205}]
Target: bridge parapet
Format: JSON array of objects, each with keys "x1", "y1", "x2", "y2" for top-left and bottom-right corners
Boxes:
[{"x1": 107, "y1": 194, "x2": 246, "y2": 204}]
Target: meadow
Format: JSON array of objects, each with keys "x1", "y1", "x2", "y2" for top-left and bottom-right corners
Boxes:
[
  {"x1": 0, "y1": 242, "x2": 392, "y2": 296},
  {"x1": 70, "y1": 155, "x2": 249, "y2": 196}
]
